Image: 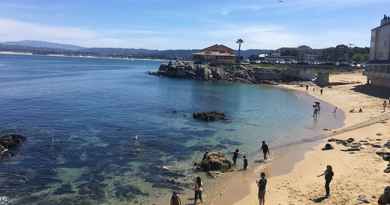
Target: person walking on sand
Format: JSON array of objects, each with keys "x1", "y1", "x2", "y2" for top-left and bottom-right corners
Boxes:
[
  {"x1": 243, "y1": 155, "x2": 248, "y2": 170},
  {"x1": 320, "y1": 88, "x2": 323, "y2": 95},
  {"x1": 232, "y1": 149, "x2": 239, "y2": 166},
  {"x1": 306, "y1": 85, "x2": 309, "y2": 91},
  {"x1": 261, "y1": 141, "x2": 270, "y2": 160},
  {"x1": 170, "y1": 192, "x2": 182, "y2": 205},
  {"x1": 194, "y1": 176, "x2": 203, "y2": 204},
  {"x1": 257, "y1": 172, "x2": 267, "y2": 205},
  {"x1": 317, "y1": 165, "x2": 334, "y2": 197},
  {"x1": 383, "y1": 100, "x2": 387, "y2": 112}
]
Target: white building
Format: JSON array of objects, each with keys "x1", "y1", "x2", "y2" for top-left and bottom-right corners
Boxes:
[{"x1": 364, "y1": 15, "x2": 390, "y2": 88}]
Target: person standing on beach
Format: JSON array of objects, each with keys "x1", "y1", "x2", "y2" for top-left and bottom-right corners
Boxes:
[
  {"x1": 383, "y1": 100, "x2": 387, "y2": 112},
  {"x1": 261, "y1": 141, "x2": 270, "y2": 160},
  {"x1": 232, "y1": 149, "x2": 239, "y2": 166},
  {"x1": 170, "y1": 192, "x2": 182, "y2": 205},
  {"x1": 194, "y1": 176, "x2": 203, "y2": 204},
  {"x1": 320, "y1": 88, "x2": 323, "y2": 95},
  {"x1": 317, "y1": 165, "x2": 334, "y2": 197},
  {"x1": 243, "y1": 155, "x2": 248, "y2": 170},
  {"x1": 306, "y1": 85, "x2": 309, "y2": 91},
  {"x1": 257, "y1": 172, "x2": 267, "y2": 205}
]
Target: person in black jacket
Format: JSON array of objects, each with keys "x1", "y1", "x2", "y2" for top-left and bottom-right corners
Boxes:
[{"x1": 317, "y1": 165, "x2": 334, "y2": 197}]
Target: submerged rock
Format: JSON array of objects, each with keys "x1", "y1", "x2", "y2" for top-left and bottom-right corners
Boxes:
[
  {"x1": 0, "y1": 134, "x2": 26, "y2": 149},
  {"x1": 193, "y1": 112, "x2": 226, "y2": 122},
  {"x1": 199, "y1": 152, "x2": 232, "y2": 172}
]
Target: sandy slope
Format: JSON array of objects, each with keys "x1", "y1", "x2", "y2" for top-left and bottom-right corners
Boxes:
[{"x1": 233, "y1": 72, "x2": 390, "y2": 205}]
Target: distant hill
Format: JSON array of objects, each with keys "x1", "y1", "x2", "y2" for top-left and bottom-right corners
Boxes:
[
  {"x1": 3, "y1": 40, "x2": 84, "y2": 51},
  {"x1": 0, "y1": 40, "x2": 369, "y2": 63}
]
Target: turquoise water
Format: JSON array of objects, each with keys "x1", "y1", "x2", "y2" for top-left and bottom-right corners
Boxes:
[{"x1": 0, "y1": 54, "x2": 343, "y2": 205}]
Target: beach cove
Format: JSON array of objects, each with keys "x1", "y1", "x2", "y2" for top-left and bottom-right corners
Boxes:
[{"x1": 213, "y1": 72, "x2": 390, "y2": 205}]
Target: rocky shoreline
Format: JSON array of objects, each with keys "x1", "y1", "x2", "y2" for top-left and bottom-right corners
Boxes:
[{"x1": 149, "y1": 61, "x2": 319, "y2": 85}]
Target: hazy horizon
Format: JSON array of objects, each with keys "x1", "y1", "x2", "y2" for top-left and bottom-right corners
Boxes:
[{"x1": 0, "y1": 0, "x2": 389, "y2": 50}]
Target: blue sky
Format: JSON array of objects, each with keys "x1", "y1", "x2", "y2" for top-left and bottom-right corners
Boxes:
[{"x1": 0, "y1": 0, "x2": 389, "y2": 49}]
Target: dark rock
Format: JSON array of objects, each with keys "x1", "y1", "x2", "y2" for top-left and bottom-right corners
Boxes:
[
  {"x1": 193, "y1": 112, "x2": 226, "y2": 122},
  {"x1": 346, "y1": 138, "x2": 354, "y2": 143},
  {"x1": 0, "y1": 134, "x2": 26, "y2": 149},
  {"x1": 341, "y1": 148, "x2": 360, "y2": 152},
  {"x1": 372, "y1": 144, "x2": 382, "y2": 148},
  {"x1": 199, "y1": 152, "x2": 232, "y2": 172},
  {"x1": 384, "y1": 141, "x2": 390, "y2": 149},
  {"x1": 384, "y1": 164, "x2": 390, "y2": 173},
  {"x1": 378, "y1": 186, "x2": 390, "y2": 205},
  {"x1": 322, "y1": 143, "x2": 334, "y2": 151}
]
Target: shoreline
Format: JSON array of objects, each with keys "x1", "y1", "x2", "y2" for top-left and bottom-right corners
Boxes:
[
  {"x1": 230, "y1": 72, "x2": 389, "y2": 205},
  {"x1": 152, "y1": 76, "x2": 347, "y2": 205}
]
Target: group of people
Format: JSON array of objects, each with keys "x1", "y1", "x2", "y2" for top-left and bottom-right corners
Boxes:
[
  {"x1": 170, "y1": 141, "x2": 271, "y2": 205},
  {"x1": 305, "y1": 85, "x2": 324, "y2": 95}
]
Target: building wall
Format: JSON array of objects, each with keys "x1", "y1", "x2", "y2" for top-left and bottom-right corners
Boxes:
[
  {"x1": 193, "y1": 54, "x2": 235, "y2": 65},
  {"x1": 370, "y1": 24, "x2": 390, "y2": 61}
]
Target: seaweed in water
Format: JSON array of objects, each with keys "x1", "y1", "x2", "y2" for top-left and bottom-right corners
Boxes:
[
  {"x1": 113, "y1": 183, "x2": 149, "y2": 201},
  {"x1": 53, "y1": 183, "x2": 75, "y2": 195}
]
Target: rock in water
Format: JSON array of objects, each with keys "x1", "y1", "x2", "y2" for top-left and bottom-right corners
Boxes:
[
  {"x1": 193, "y1": 112, "x2": 226, "y2": 122},
  {"x1": 0, "y1": 134, "x2": 26, "y2": 149},
  {"x1": 200, "y1": 152, "x2": 232, "y2": 172}
]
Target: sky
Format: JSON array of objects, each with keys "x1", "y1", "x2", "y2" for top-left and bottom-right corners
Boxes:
[{"x1": 0, "y1": 0, "x2": 389, "y2": 50}]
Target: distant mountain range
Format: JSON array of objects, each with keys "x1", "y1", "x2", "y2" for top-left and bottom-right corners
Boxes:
[{"x1": 3, "y1": 40, "x2": 85, "y2": 51}]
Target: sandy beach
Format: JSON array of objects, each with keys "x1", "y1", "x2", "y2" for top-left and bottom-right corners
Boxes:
[{"x1": 225, "y1": 71, "x2": 390, "y2": 205}]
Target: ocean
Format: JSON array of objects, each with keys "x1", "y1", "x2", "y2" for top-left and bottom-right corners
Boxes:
[{"x1": 0, "y1": 54, "x2": 343, "y2": 205}]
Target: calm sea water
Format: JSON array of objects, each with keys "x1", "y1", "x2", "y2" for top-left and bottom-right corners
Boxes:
[{"x1": 0, "y1": 54, "x2": 343, "y2": 205}]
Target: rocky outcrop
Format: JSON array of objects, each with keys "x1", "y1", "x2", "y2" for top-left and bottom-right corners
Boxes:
[
  {"x1": 150, "y1": 61, "x2": 310, "y2": 85},
  {"x1": 0, "y1": 134, "x2": 26, "y2": 155},
  {"x1": 0, "y1": 134, "x2": 26, "y2": 148},
  {"x1": 199, "y1": 152, "x2": 232, "y2": 172},
  {"x1": 193, "y1": 112, "x2": 226, "y2": 122}
]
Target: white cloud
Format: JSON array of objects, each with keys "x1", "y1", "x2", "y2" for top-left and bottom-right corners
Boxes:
[
  {"x1": 0, "y1": 18, "x2": 371, "y2": 50},
  {"x1": 206, "y1": 24, "x2": 370, "y2": 49}
]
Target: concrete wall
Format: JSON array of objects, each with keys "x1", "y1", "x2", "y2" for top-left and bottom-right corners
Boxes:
[{"x1": 370, "y1": 24, "x2": 390, "y2": 61}]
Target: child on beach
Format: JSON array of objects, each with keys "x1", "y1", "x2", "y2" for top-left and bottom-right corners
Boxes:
[
  {"x1": 243, "y1": 155, "x2": 248, "y2": 170},
  {"x1": 194, "y1": 176, "x2": 203, "y2": 204},
  {"x1": 317, "y1": 165, "x2": 334, "y2": 197},
  {"x1": 170, "y1": 192, "x2": 182, "y2": 205},
  {"x1": 257, "y1": 172, "x2": 267, "y2": 205}
]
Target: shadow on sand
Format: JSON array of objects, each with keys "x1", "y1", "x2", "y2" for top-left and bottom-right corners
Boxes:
[
  {"x1": 352, "y1": 84, "x2": 390, "y2": 99},
  {"x1": 310, "y1": 196, "x2": 328, "y2": 203}
]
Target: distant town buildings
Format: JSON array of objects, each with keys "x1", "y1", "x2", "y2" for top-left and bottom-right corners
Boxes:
[
  {"x1": 364, "y1": 15, "x2": 390, "y2": 88},
  {"x1": 193, "y1": 44, "x2": 236, "y2": 65}
]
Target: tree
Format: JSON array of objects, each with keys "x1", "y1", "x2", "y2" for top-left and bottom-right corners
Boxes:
[{"x1": 236, "y1": 38, "x2": 244, "y2": 62}]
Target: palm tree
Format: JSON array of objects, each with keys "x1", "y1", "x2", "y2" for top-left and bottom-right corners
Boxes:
[{"x1": 236, "y1": 38, "x2": 244, "y2": 62}]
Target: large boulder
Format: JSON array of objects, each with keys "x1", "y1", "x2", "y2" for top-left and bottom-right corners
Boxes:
[
  {"x1": 193, "y1": 112, "x2": 226, "y2": 122},
  {"x1": 200, "y1": 152, "x2": 232, "y2": 172}
]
